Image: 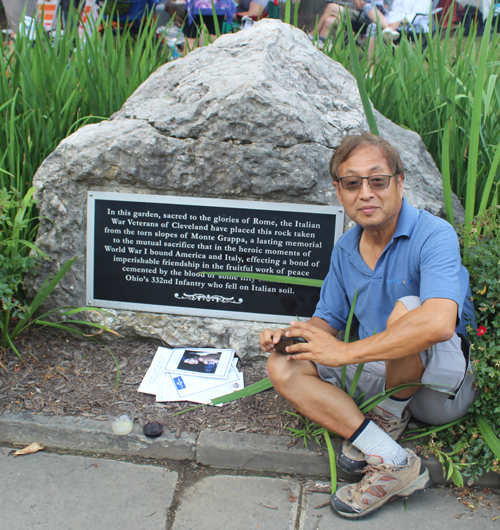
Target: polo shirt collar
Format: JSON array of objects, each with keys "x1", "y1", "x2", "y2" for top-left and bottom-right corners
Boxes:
[
  {"x1": 338, "y1": 197, "x2": 418, "y2": 254},
  {"x1": 393, "y1": 197, "x2": 419, "y2": 239}
]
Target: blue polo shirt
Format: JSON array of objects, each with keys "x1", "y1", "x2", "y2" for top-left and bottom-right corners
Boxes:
[{"x1": 314, "y1": 198, "x2": 475, "y2": 339}]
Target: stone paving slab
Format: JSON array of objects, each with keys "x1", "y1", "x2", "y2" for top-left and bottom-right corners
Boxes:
[
  {"x1": 1, "y1": 412, "x2": 500, "y2": 487},
  {"x1": 172, "y1": 475, "x2": 300, "y2": 530},
  {"x1": 196, "y1": 429, "x2": 331, "y2": 475},
  {"x1": 0, "y1": 447, "x2": 178, "y2": 530},
  {"x1": 1, "y1": 445, "x2": 499, "y2": 530},
  {"x1": 300, "y1": 488, "x2": 500, "y2": 529}
]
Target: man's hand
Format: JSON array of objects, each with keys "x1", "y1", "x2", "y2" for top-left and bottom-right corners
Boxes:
[
  {"x1": 259, "y1": 327, "x2": 287, "y2": 353},
  {"x1": 281, "y1": 320, "x2": 349, "y2": 367},
  {"x1": 353, "y1": 0, "x2": 366, "y2": 10}
]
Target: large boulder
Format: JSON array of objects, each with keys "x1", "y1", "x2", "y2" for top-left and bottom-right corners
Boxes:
[{"x1": 29, "y1": 19, "x2": 463, "y2": 359}]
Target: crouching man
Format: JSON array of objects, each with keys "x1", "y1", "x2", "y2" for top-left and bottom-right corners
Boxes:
[{"x1": 260, "y1": 133, "x2": 476, "y2": 519}]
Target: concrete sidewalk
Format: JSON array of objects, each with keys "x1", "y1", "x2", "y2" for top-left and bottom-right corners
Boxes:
[
  {"x1": 1, "y1": 412, "x2": 500, "y2": 486},
  {"x1": 1, "y1": 447, "x2": 499, "y2": 530}
]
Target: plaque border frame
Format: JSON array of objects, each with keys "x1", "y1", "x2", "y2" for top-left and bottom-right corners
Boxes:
[{"x1": 86, "y1": 192, "x2": 344, "y2": 324}]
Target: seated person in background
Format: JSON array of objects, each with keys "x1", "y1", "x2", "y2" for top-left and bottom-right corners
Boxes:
[
  {"x1": 260, "y1": 133, "x2": 476, "y2": 519},
  {"x1": 184, "y1": 0, "x2": 235, "y2": 50},
  {"x1": 311, "y1": 0, "x2": 399, "y2": 44},
  {"x1": 383, "y1": 0, "x2": 435, "y2": 34},
  {"x1": 164, "y1": 0, "x2": 187, "y2": 26},
  {"x1": 236, "y1": 0, "x2": 269, "y2": 19}
]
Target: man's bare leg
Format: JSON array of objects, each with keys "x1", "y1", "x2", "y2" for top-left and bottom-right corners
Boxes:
[
  {"x1": 268, "y1": 351, "x2": 410, "y2": 472},
  {"x1": 314, "y1": 3, "x2": 343, "y2": 40},
  {"x1": 385, "y1": 301, "x2": 425, "y2": 400},
  {"x1": 267, "y1": 352, "x2": 365, "y2": 439},
  {"x1": 366, "y1": 7, "x2": 390, "y2": 28}
]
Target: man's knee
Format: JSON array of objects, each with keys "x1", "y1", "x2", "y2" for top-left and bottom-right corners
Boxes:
[
  {"x1": 323, "y1": 18, "x2": 335, "y2": 32},
  {"x1": 266, "y1": 353, "x2": 318, "y2": 396},
  {"x1": 325, "y1": 3, "x2": 339, "y2": 16},
  {"x1": 387, "y1": 295, "x2": 423, "y2": 328},
  {"x1": 386, "y1": 301, "x2": 408, "y2": 328}
]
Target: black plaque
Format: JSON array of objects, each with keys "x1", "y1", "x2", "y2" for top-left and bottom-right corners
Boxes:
[{"x1": 87, "y1": 193, "x2": 344, "y2": 324}]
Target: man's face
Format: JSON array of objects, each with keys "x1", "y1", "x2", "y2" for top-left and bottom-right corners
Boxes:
[
  {"x1": 333, "y1": 145, "x2": 404, "y2": 232},
  {"x1": 184, "y1": 358, "x2": 199, "y2": 364}
]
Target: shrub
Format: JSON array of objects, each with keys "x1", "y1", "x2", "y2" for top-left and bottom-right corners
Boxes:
[
  {"x1": 462, "y1": 206, "x2": 500, "y2": 477},
  {"x1": 0, "y1": 187, "x2": 44, "y2": 352},
  {"x1": 427, "y1": 206, "x2": 500, "y2": 480}
]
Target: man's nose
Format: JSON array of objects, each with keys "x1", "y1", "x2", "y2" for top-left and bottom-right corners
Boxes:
[{"x1": 358, "y1": 179, "x2": 374, "y2": 198}]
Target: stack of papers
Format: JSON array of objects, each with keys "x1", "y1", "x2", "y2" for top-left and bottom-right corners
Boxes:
[{"x1": 138, "y1": 347, "x2": 244, "y2": 405}]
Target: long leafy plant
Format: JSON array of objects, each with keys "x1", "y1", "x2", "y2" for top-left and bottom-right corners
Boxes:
[{"x1": 318, "y1": 8, "x2": 500, "y2": 223}]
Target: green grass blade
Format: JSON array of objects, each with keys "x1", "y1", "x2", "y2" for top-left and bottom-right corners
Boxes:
[
  {"x1": 345, "y1": 14, "x2": 378, "y2": 135},
  {"x1": 211, "y1": 377, "x2": 273, "y2": 405},
  {"x1": 344, "y1": 289, "x2": 358, "y2": 344},
  {"x1": 200, "y1": 271, "x2": 323, "y2": 287},
  {"x1": 475, "y1": 414, "x2": 500, "y2": 460},
  {"x1": 10, "y1": 257, "x2": 78, "y2": 338},
  {"x1": 293, "y1": 0, "x2": 300, "y2": 27},
  {"x1": 323, "y1": 430, "x2": 337, "y2": 494},
  {"x1": 342, "y1": 288, "x2": 358, "y2": 392},
  {"x1": 348, "y1": 363, "x2": 365, "y2": 398},
  {"x1": 341, "y1": 366, "x2": 347, "y2": 393},
  {"x1": 441, "y1": 117, "x2": 455, "y2": 226},
  {"x1": 359, "y1": 383, "x2": 426, "y2": 413},
  {"x1": 402, "y1": 416, "x2": 468, "y2": 441},
  {"x1": 210, "y1": 0, "x2": 221, "y2": 37},
  {"x1": 172, "y1": 404, "x2": 206, "y2": 416},
  {"x1": 478, "y1": 138, "x2": 500, "y2": 214},
  {"x1": 464, "y1": 9, "x2": 494, "y2": 223},
  {"x1": 285, "y1": 0, "x2": 292, "y2": 24}
]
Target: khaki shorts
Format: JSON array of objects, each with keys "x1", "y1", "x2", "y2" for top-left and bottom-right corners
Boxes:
[
  {"x1": 317, "y1": 296, "x2": 477, "y2": 425},
  {"x1": 346, "y1": 2, "x2": 387, "y2": 25}
]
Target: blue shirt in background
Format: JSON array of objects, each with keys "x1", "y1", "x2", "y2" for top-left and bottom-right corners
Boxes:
[{"x1": 314, "y1": 198, "x2": 475, "y2": 339}]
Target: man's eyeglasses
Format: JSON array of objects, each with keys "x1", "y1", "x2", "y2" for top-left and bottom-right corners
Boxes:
[{"x1": 338, "y1": 174, "x2": 398, "y2": 192}]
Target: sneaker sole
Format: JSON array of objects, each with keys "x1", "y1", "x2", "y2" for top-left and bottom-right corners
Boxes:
[
  {"x1": 331, "y1": 467, "x2": 432, "y2": 519},
  {"x1": 336, "y1": 454, "x2": 367, "y2": 475}
]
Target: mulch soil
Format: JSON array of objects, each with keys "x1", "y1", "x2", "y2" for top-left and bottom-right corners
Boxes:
[{"x1": 0, "y1": 328, "x2": 302, "y2": 437}]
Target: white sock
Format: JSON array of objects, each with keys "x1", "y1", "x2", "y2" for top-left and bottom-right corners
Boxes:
[
  {"x1": 377, "y1": 395, "x2": 411, "y2": 419},
  {"x1": 351, "y1": 419, "x2": 408, "y2": 466}
]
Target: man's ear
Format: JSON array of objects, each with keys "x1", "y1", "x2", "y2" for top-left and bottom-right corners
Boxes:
[
  {"x1": 397, "y1": 174, "x2": 404, "y2": 197},
  {"x1": 333, "y1": 181, "x2": 344, "y2": 206}
]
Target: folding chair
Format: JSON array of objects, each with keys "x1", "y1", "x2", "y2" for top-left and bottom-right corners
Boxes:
[
  {"x1": 78, "y1": 0, "x2": 99, "y2": 37},
  {"x1": 398, "y1": 0, "x2": 443, "y2": 49},
  {"x1": 37, "y1": 0, "x2": 61, "y2": 32}
]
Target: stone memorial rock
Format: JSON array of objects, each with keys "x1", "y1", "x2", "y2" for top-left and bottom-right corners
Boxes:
[{"x1": 29, "y1": 19, "x2": 463, "y2": 359}]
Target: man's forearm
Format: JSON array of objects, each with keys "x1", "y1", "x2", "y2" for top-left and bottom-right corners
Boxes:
[
  {"x1": 343, "y1": 299, "x2": 457, "y2": 365},
  {"x1": 307, "y1": 316, "x2": 339, "y2": 336},
  {"x1": 284, "y1": 298, "x2": 458, "y2": 368}
]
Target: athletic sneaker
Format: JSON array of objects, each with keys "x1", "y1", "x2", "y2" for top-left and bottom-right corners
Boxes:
[
  {"x1": 382, "y1": 27, "x2": 400, "y2": 41},
  {"x1": 331, "y1": 450, "x2": 432, "y2": 519},
  {"x1": 337, "y1": 407, "x2": 411, "y2": 475}
]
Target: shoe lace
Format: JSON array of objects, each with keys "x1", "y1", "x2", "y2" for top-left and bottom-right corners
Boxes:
[
  {"x1": 352, "y1": 463, "x2": 388, "y2": 495},
  {"x1": 366, "y1": 409, "x2": 402, "y2": 431}
]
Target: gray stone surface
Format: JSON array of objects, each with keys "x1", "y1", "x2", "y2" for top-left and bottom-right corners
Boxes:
[
  {"x1": 197, "y1": 429, "x2": 332, "y2": 475},
  {"x1": 2, "y1": 413, "x2": 499, "y2": 487},
  {"x1": 0, "y1": 447, "x2": 177, "y2": 530},
  {"x1": 29, "y1": 19, "x2": 462, "y2": 354},
  {"x1": 300, "y1": 488, "x2": 500, "y2": 529},
  {"x1": 172, "y1": 475, "x2": 300, "y2": 530},
  {"x1": 0, "y1": 412, "x2": 196, "y2": 461},
  {"x1": 2, "y1": 445, "x2": 498, "y2": 530}
]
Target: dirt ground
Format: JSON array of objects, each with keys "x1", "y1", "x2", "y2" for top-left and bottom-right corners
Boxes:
[{"x1": 0, "y1": 328, "x2": 303, "y2": 437}]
